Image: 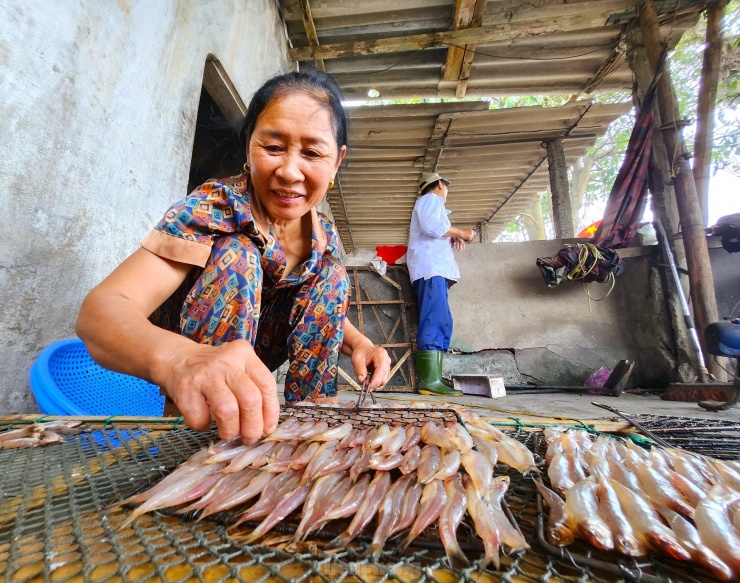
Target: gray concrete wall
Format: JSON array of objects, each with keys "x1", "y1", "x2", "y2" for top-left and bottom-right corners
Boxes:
[
  {"x1": 345, "y1": 240, "x2": 677, "y2": 388},
  {"x1": 0, "y1": 0, "x2": 289, "y2": 413},
  {"x1": 449, "y1": 240, "x2": 673, "y2": 387}
]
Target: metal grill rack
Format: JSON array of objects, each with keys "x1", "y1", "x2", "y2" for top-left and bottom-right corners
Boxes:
[
  {"x1": 622, "y1": 414, "x2": 740, "y2": 460},
  {"x1": 0, "y1": 411, "x2": 728, "y2": 583}
]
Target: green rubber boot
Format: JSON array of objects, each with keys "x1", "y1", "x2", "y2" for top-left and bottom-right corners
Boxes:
[{"x1": 415, "y1": 350, "x2": 463, "y2": 396}]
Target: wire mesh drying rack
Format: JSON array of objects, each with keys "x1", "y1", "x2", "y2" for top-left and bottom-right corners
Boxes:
[{"x1": 0, "y1": 408, "x2": 735, "y2": 583}]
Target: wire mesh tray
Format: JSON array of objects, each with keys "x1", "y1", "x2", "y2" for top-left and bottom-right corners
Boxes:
[
  {"x1": 0, "y1": 412, "x2": 718, "y2": 583},
  {"x1": 531, "y1": 431, "x2": 727, "y2": 583}
]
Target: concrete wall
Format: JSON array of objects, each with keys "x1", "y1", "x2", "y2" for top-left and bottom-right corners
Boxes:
[
  {"x1": 448, "y1": 240, "x2": 675, "y2": 387},
  {"x1": 345, "y1": 239, "x2": 677, "y2": 388},
  {"x1": 0, "y1": 0, "x2": 289, "y2": 413}
]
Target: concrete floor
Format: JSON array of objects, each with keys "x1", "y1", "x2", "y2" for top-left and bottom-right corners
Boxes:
[{"x1": 332, "y1": 388, "x2": 740, "y2": 424}]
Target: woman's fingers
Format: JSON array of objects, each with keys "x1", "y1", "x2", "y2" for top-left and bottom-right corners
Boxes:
[
  {"x1": 163, "y1": 340, "x2": 280, "y2": 443},
  {"x1": 367, "y1": 347, "x2": 392, "y2": 389}
]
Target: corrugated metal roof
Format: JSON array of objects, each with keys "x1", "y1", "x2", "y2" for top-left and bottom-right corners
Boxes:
[
  {"x1": 278, "y1": 0, "x2": 705, "y2": 250},
  {"x1": 330, "y1": 99, "x2": 631, "y2": 249},
  {"x1": 281, "y1": 0, "x2": 704, "y2": 100}
]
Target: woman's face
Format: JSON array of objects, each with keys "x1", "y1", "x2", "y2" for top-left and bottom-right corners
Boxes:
[{"x1": 247, "y1": 93, "x2": 346, "y2": 223}]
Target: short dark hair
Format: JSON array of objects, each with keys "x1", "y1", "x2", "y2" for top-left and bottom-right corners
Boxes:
[
  {"x1": 240, "y1": 70, "x2": 348, "y2": 155},
  {"x1": 421, "y1": 180, "x2": 441, "y2": 195}
]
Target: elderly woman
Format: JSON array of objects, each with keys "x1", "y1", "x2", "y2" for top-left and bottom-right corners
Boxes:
[{"x1": 76, "y1": 70, "x2": 391, "y2": 443}]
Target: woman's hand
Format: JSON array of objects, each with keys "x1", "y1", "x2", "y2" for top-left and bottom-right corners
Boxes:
[
  {"x1": 342, "y1": 320, "x2": 391, "y2": 390},
  {"x1": 159, "y1": 340, "x2": 280, "y2": 444},
  {"x1": 76, "y1": 249, "x2": 280, "y2": 444},
  {"x1": 350, "y1": 340, "x2": 392, "y2": 390}
]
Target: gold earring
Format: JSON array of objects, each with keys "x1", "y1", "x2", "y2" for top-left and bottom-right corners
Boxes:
[
  {"x1": 329, "y1": 178, "x2": 335, "y2": 189},
  {"x1": 243, "y1": 163, "x2": 250, "y2": 175}
]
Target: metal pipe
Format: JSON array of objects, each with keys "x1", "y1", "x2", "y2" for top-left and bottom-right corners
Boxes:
[{"x1": 654, "y1": 218, "x2": 709, "y2": 382}]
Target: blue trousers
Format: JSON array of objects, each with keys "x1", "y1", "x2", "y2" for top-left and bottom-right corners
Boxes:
[{"x1": 412, "y1": 276, "x2": 453, "y2": 351}]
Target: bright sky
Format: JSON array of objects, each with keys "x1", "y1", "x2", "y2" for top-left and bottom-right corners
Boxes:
[
  {"x1": 639, "y1": 169, "x2": 740, "y2": 226},
  {"x1": 707, "y1": 170, "x2": 740, "y2": 225}
]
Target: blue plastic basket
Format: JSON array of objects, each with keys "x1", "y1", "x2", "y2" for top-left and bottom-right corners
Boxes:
[{"x1": 29, "y1": 338, "x2": 165, "y2": 416}]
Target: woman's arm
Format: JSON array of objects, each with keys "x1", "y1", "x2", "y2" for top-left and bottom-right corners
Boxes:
[
  {"x1": 76, "y1": 248, "x2": 280, "y2": 442},
  {"x1": 341, "y1": 319, "x2": 392, "y2": 390}
]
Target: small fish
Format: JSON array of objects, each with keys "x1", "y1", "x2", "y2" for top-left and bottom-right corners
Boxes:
[
  {"x1": 314, "y1": 446, "x2": 362, "y2": 479},
  {"x1": 199, "y1": 470, "x2": 272, "y2": 519},
  {"x1": 326, "y1": 471, "x2": 392, "y2": 549},
  {"x1": 464, "y1": 475, "x2": 501, "y2": 571},
  {"x1": 292, "y1": 472, "x2": 348, "y2": 542},
  {"x1": 321, "y1": 473, "x2": 371, "y2": 523},
  {"x1": 421, "y1": 421, "x2": 457, "y2": 450},
  {"x1": 608, "y1": 478, "x2": 690, "y2": 561},
  {"x1": 223, "y1": 441, "x2": 277, "y2": 473},
  {"x1": 118, "y1": 461, "x2": 227, "y2": 530},
  {"x1": 636, "y1": 461, "x2": 694, "y2": 518},
  {"x1": 365, "y1": 425, "x2": 391, "y2": 449},
  {"x1": 296, "y1": 420, "x2": 330, "y2": 441},
  {"x1": 471, "y1": 436, "x2": 498, "y2": 468},
  {"x1": 461, "y1": 449, "x2": 493, "y2": 494},
  {"x1": 694, "y1": 485, "x2": 740, "y2": 573},
  {"x1": 439, "y1": 474, "x2": 470, "y2": 568},
  {"x1": 367, "y1": 473, "x2": 415, "y2": 559},
  {"x1": 401, "y1": 425, "x2": 421, "y2": 451},
  {"x1": 388, "y1": 479, "x2": 423, "y2": 538},
  {"x1": 399, "y1": 444, "x2": 422, "y2": 475},
  {"x1": 431, "y1": 449, "x2": 461, "y2": 481},
  {"x1": 548, "y1": 452, "x2": 575, "y2": 494},
  {"x1": 564, "y1": 477, "x2": 614, "y2": 551},
  {"x1": 594, "y1": 474, "x2": 646, "y2": 557},
  {"x1": 417, "y1": 444, "x2": 442, "y2": 484},
  {"x1": 231, "y1": 471, "x2": 302, "y2": 528},
  {"x1": 309, "y1": 423, "x2": 353, "y2": 443},
  {"x1": 400, "y1": 479, "x2": 447, "y2": 551},
  {"x1": 656, "y1": 505, "x2": 734, "y2": 581},
  {"x1": 263, "y1": 418, "x2": 301, "y2": 441},
  {"x1": 240, "y1": 481, "x2": 312, "y2": 544},
  {"x1": 607, "y1": 457, "x2": 641, "y2": 492},
  {"x1": 349, "y1": 449, "x2": 374, "y2": 482},
  {"x1": 301, "y1": 440, "x2": 339, "y2": 484},
  {"x1": 443, "y1": 423, "x2": 474, "y2": 454},
  {"x1": 369, "y1": 451, "x2": 404, "y2": 471},
  {"x1": 534, "y1": 479, "x2": 574, "y2": 547},
  {"x1": 488, "y1": 477, "x2": 529, "y2": 552},
  {"x1": 380, "y1": 426, "x2": 407, "y2": 455}
]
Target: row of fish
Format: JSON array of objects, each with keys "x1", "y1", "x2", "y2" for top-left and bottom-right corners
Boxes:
[
  {"x1": 0, "y1": 420, "x2": 84, "y2": 448},
  {"x1": 116, "y1": 412, "x2": 535, "y2": 568},
  {"x1": 538, "y1": 427, "x2": 740, "y2": 580}
]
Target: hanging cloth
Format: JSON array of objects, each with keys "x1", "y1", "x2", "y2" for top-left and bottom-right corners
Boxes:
[{"x1": 536, "y1": 79, "x2": 658, "y2": 288}]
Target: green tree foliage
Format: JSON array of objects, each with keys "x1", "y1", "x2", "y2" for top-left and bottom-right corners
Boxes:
[{"x1": 497, "y1": 1, "x2": 740, "y2": 241}]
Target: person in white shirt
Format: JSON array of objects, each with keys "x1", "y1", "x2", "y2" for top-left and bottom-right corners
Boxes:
[{"x1": 407, "y1": 172, "x2": 476, "y2": 396}]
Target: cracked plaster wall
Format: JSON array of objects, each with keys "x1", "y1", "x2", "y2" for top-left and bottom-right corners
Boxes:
[{"x1": 0, "y1": 0, "x2": 289, "y2": 413}]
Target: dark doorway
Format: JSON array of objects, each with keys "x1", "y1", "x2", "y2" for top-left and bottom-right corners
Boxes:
[{"x1": 188, "y1": 56, "x2": 247, "y2": 191}]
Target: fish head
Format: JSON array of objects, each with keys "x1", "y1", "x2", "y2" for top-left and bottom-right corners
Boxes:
[
  {"x1": 577, "y1": 522, "x2": 614, "y2": 552},
  {"x1": 614, "y1": 535, "x2": 646, "y2": 558},
  {"x1": 549, "y1": 524, "x2": 575, "y2": 547}
]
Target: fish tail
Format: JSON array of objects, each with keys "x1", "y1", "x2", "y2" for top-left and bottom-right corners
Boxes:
[
  {"x1": 325, "y1": 532, "x2": 350, "y2": 550},
  {"x1": 478, "y1": 548, "x2": 500, "y2": 572},
  {"x1": 445, "y1": 545, "x2": 470, "y2": 569}
]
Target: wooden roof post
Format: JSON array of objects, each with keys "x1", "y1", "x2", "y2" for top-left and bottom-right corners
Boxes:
[
  {"x1": 639, "y1": 0, "x2": 721, "y2": 378},
  {"x1": 694, "y1": 0, "x2": 728, "y2": 225},
  {"x1": 626, "y1": 29, "x2": 695, "y2": 383},
  {"x1": 545, "y1": 138, "x2": 574, "y2": 239}
]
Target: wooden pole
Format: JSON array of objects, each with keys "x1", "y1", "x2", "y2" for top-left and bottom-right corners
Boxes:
[
  {"x1": 693, "y1": 0, "x2": 728, "y2": 225},
  {"x1": 545, "y1": 139, "x2": 574, "y2": 238},
  {"x1": 639, "y1": 1, "x2": 721, "y2": 378},
  {"x1": 626, "y1": 30, "x2": 695, "y2": 383}
]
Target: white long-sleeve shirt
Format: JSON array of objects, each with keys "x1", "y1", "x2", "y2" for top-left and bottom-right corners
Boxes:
[{"x1": 406, "y1": 193, "x2": 460, "y2": 283}]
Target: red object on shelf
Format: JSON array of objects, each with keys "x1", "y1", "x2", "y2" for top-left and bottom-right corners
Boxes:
[
  {"x1": 375, "y1": 245, "x2": 407, "y2": 265},
  {"x1": 577, "y1": 220, "x2": 601, "y2": 239}
]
